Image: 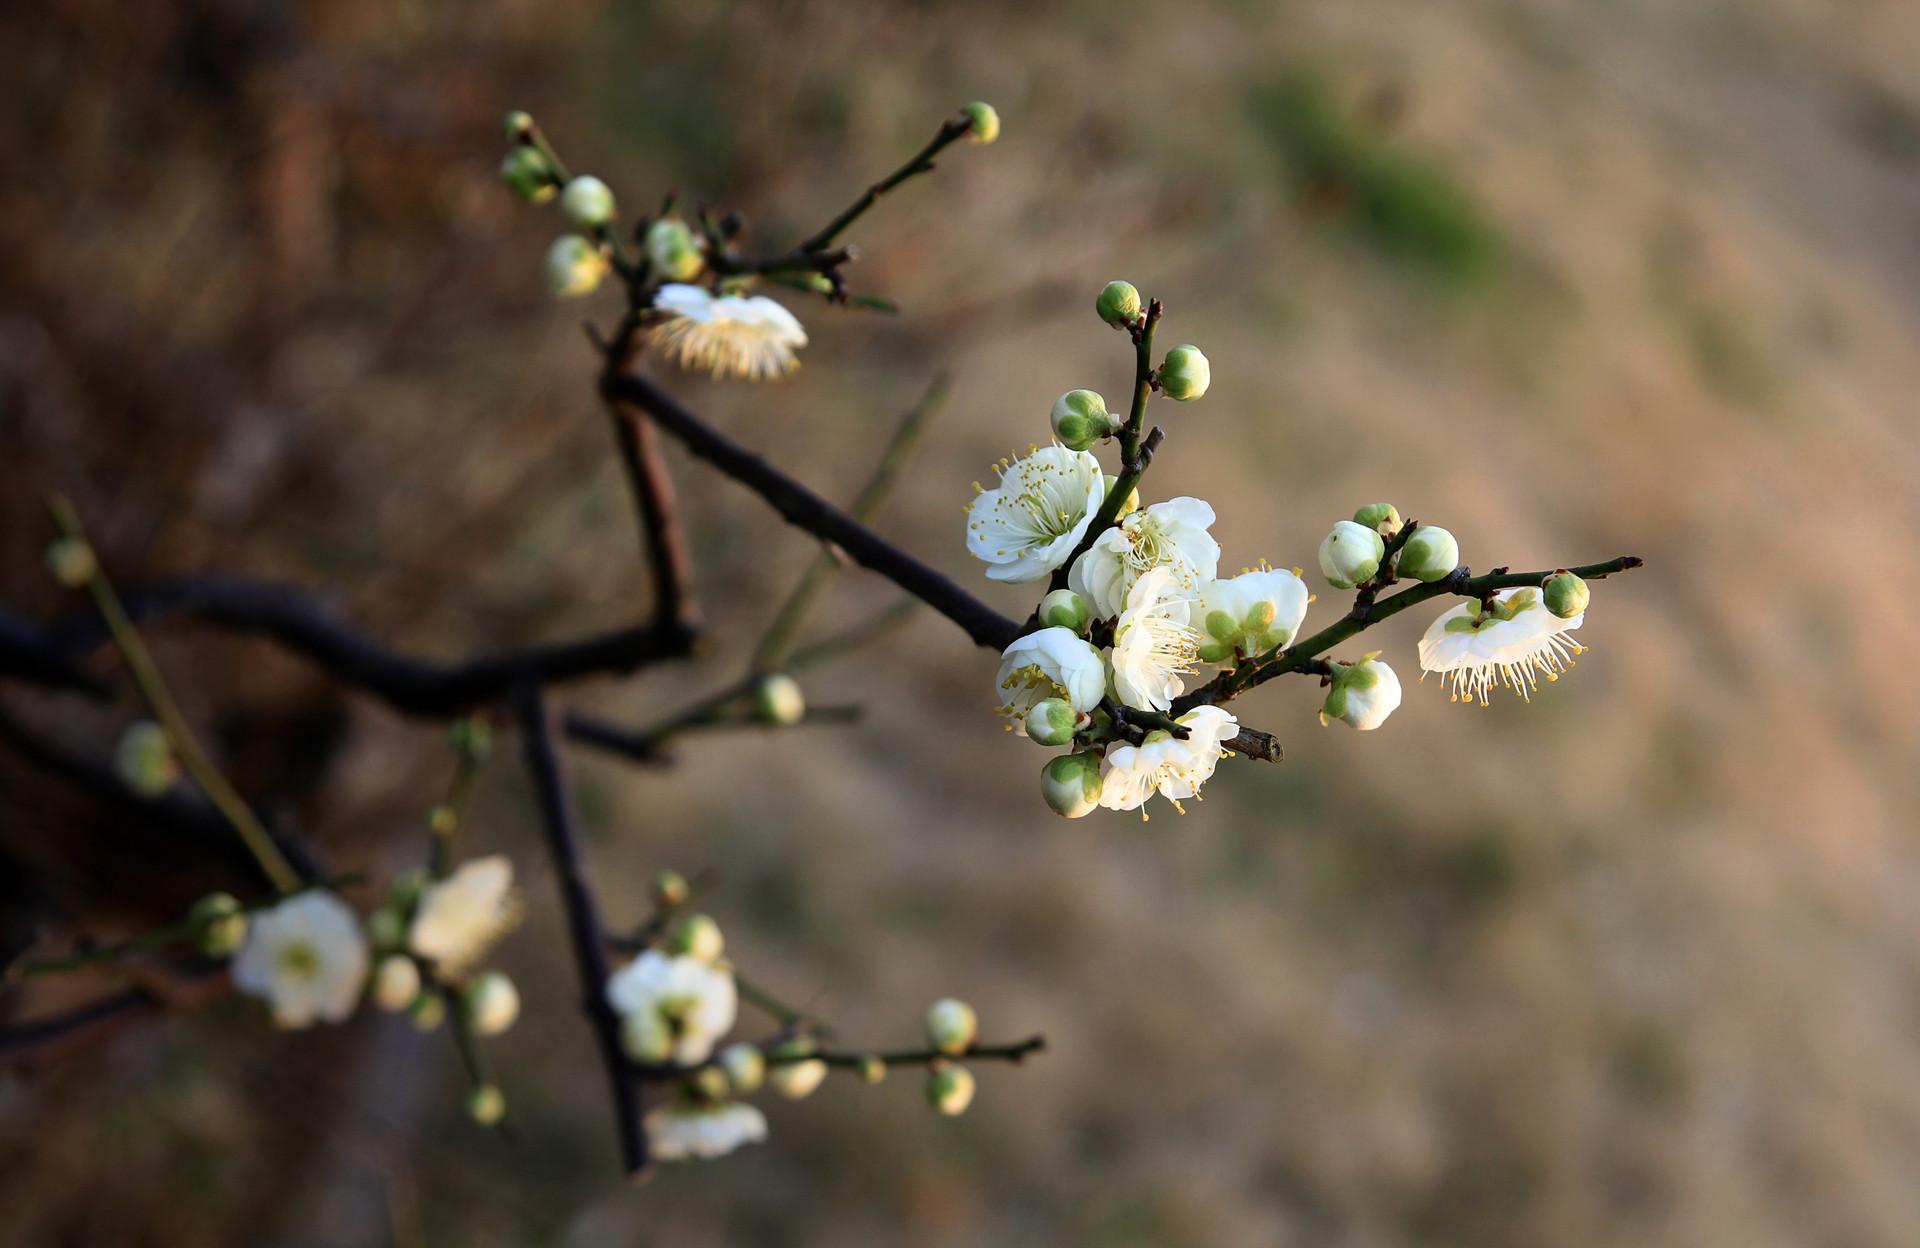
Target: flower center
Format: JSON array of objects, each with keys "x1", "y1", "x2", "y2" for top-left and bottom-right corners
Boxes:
[{"x1": 277, "y1": 942, "x2": 320, "y2": 982}]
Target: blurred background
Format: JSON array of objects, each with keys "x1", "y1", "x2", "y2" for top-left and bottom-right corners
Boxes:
[{"x1": 4, "y1": 0, "x2": 1920, "y2": 1244}]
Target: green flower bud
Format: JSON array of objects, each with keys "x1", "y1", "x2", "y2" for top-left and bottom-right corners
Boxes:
[
  {"x1": 621, "y1": 1010, "x2": 673, "y2": 1064},
  {"x1": 856, "y1": 1054, "x2": 887, "y2": 1084},
  {"x1": 1024, "y1": 698, "x2": 1080, "y2": 748},
  {"x1": 646, "y1": 217, "x2": 704, "y2": 281},
  {"x1": 925, "y1": 997, "x2": 978, "y2": 1056},
  {"x1": 468, "y1": 1084, "x2": 507, "y2": 1126},
  {"x1": 44, "y1": 537, "x2": 96, "y2": 588},
  {"x1": 372, "y1": 954, "x2": 422, "y2": 1012},
  {"x1": 689, "y1": 1065, "x2": 731, "y2": 1102},
  {"x1": 366, "y1": 906, "x2": 405, "y2": 952},
  {"x1": 189, "y1": 892, "x2": 247, "y2": 957},
  {"x1": 546, "y1": 235, "x2": 607, "y2": 298},
  {"x1": 1038, "y1": 588, "x2": 1093, "y2": 636},
  {"x1": 465, "y1": 971, "x2": 520, "y2": 1037},
  {"x1": 1041, "y1": 751, "x2": 1102, "y2": 819},
  {"x1": 115, "y1": 721, "x2": 179, "y2": 798},
  {"x1": 666, "y1": 913, "x2": 725, "y2": 964},
  {"x1": 963, "y1": 101, "x2": 1000, "y2": 144},
  {"x1": 410, "y1": 991, "x2": 447, "y2": 1032},
  {"x1": 927, "y1": 1063, "x2": 976, "y2": 1116},
  {"x1": 720, "y1": 1042, "x2": 766, "y2": 1094},
  {"x1": 1320, "y1": 654, "x2": 1403, "y2": 732},
  {"x1": 1050, "y1": 389, "x2": 1114, "y2": 452},
  {"x1": 651, "y1": 869, "x2": 691, "y2": 910},
  {"x1": 499, "y1": 146, "x2": 558, "y2": 204},
  {"x1": 427, "y1": 804, "x2": 458, "y2": 836},
  {"x1": 1542, "y1": 571, "x2": 1590, "y2": 619},
  {"x1": 1096, "y1": 280, "x2": 1142, "y2": 329},
  {"x1": 1317, "y1": 520, "x2": 1385, "y2": 589},
  {"x1": 503, "y1": 111, "x2": 535, "y2": 141},
  {"x1": 1397, "y1": 526, "x2": 1459, "y2": 583},
  {"x1": 754, "y1": 672, "x2": 805, "y2": 726},
  {"x1": 1352, "y1": 502, "x2": 1402, "y2": 536},
  {"x1": 767, "y1": 1037, "x2": 827, "y2": 1099},
  {"x1": 559, "y1": 175, "x2": 616, "y2": 228},
  {"x1": 1157, "y1": 344, "x2": 1210, "y2": 401}
]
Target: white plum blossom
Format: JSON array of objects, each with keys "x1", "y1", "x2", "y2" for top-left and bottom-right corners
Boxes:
[
  {"x1": 1196, "y1": 565, "x2": 1311, "y2": 664},
  {"x1": 1068, "y1": 496, "x2": 1220, "y2": 618},
  {"x1": 1417, "y1": 587, "x2": 1585, "y2": 706},
  {"x1": 1098, "y1": 705, "x2": 1239, "y2": 817},
  {"x1": 232, "y1": 890, "x2": 370, "y2": 1029},
  {"x1": 1320, "y1": 655, "x2": 1402, "y2": 730},
  {"x1": 645, "y1": 1101, "x2": 769, "y2": 1162},
  {"x1": 606, "y1": 950, "x2": 738, "y2": 1065},
  {"x1": 652, "y1": 283, "x2": 808, "y2": 381},
  {"x1": 1110, "y1": 567, "x2": 1200, "y2": 712},
  {"x1": 408, "y1": 855, "x2": 520, "y2": 977},
  {"x1": 965, "y1": 445, "x2": 1106, "y2": 583},
  {"x1": 996, "y1": 627, "x2": 1107, "y2": 725}
]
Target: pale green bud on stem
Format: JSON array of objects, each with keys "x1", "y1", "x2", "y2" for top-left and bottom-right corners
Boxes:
[
  {"x1": 767, "y1": 1037, "x2": 828, "y2": 1099},
  {"x1": 503, "y1": 111, "x2": 535, "y2": 142},
  {"x1": 546, "y1": 235, "x2": 607, "y2": 298},
  {"x1": 1038, "y1": 588, "x2": 1093, "y2": 636},
  {"x1": 372, "y1": 954, "x2": 422, "y2": 1012},
  {"x1": 1318, "y1": 521, "x2": 1386, "y2": 589},
  {"x1": 464, "y1": 971, "x2": 521, "y2": 1037},
  {"x1": 754, "y1": 672, "x2": 805, "y2": 726},
  {"x1": 963, "y1": 101, "x2": 1000, "y2": 144},
  {"x1": 1397, "y1": 525, "x2": 1459, "y2": 583},
  {"x1": 927, "y1": 1063, "x2": 976, "y2": 1116},
  {"x1": 1157, "y1": 345, "x2": 1210, "y2": 401},
  {"x1": 1096, "y1": 280, "x2": 1142, "y2": 329},
  {"x1": 1050, "y1": 389, "x2": 1116, "y2": 452},
  {"x1": 1024, "y1": 698, "x2": 1081, "y2": 748},
  {"x1": 621, "y1": 1010, "x2": 673, "y2": 1064},
  {"x1": 689, "y1": 1065, "x2": 731, "y2": 1103},
  {"x1": 428, "y1": 804, "x2": 457, "y2": 836},
  {"x1": 1041, "y1": 751, "x2": 1103, "y2": 818},
  {"x1": 116, "y1": 721, "x2": 179, "y2": 798},
  {"x1": 720, "y1": 1042, "x2": 766, "y2": 1094},
  {"x1": 1542, "y1": 571, "x2": 1590, "y2": 619},
  {"x1": 1320, "y1": 654, "x2": 1403, "y2": 731},
  {"x1": 499, "y1": 146, "x2": 558, "y2": 204},
  {"x1": 666, "y1": 913, "x2": 725, "y2": 964},
  {"x1": 44, "y1": 537, "x2": 96, "y2": 588},
  {"x1": 856, "y1": 1054, "x2": 888, "y2": 1084},
  {"x1": 468, "y1": 1084, "x2": 507, "y2": 1126},
  {"x1": 651, "y1": 869, "x2": 691, "y2": 910},
  {"x1": 1352, "y1": 502, "x2": 1402, "y2": 536},
  {"x1": 366, "y1": 907, "x2": 405, "y2": 952},
  {"x1": 646, "y1": 217, "x2": 704, "y2": 282},
  {"x1": 559, "y1": 175, "x2": 616, "y2": 228},
  {"x1": 410, "y1": 990, "x2": 447, "y2": 1032},
  {"x1": 925, "y1": 997, "x2": 978, "y2": 1056},
  {"x1": 189, "y1": 892, "x2": 247, "y2": 957}
]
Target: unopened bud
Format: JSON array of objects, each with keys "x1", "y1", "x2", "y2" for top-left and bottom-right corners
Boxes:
[
  {"x1": 372, "y1": 954, "x2": 422, "y2": 1012},
  {"x1": 1050, "y1": 389, "x2": 1114, "y2": 452},
  {"x1": 1096, "y1": 280, "x2": 1142, "y2": 329},
  {"x1": 427, "y1": 804, "x2": 457, "y2": 836},
  {"x1": 1352, "y1": 502, "x2": 1402, "y2": 536},
  {"x1": 1157, "y1": 345, "x2": 1210, "y2": 401},
  {"x1": 856, "y1": 1054, "x2": 887, "y2": 1084},
  {"x1": 1397, "y1": 526, "x2": 1459, "y2": 583},
  {"x1": 963, "y1": 101, "x2": 1000, "y2": 144},
  {"x1": 189, "y1": 892, "x2": 247, "y2": 957},
  {"x1": 1041, "y1": 751, "x2": 1102, "y2": 819},
  {"x1": 116, "y1": 721, "x2": 179, "y2": 798},
  {"x1": 1542, "y1": 571, "x2": 1589, "y2": 619},
  {"x1": 689, "y1": 1065, "x2": 731, "y2": 1102},
  {"x1": 646, "y1": 217, "x2": 704, "y2": 282},
  {"x1": 666, "y1": 913, "x2": 724, "y2": 964},
  {"x1": 44, "y1": 537, "x2": 96, "y2": 588},
  {"x1": 468, "y1": 1084, "x2": 507, "y2": 1126},
  {"x1": 1318, "y1": 520, "x2": 1385, "y2": 589},
  {"x1": 925, "y1": 997, "x2": 978, "y2": 1056},
  {"x1": 767, "y1": 1037, "x2": 827, "y2": 1099},
  {"x1": 499, "y1": 146, "x2": 557, "y2": 204},
  {"x1": 560, "y1": 175, "x2": 616, "y2": 228},
  {"x1": 366, "y1": 906, "x2": 405, "y2": 951},
  {"x1": 465, "y1": 971, "x2": 520, "y2": 1037},
  {"x1": 926, "y1": 1063, "x2": 976, "y2": 1116},
  {"x1": 720, "y1": 1042, "x2": 766, "y2": 1094},
  {"x1": 651, "y1": 869, "x2": 691, "y2": 910},
  {"x1": 621, "y1": 1010, "x2": 672, "y2": 1064},
  {"x1": 754, "y1": 672, "x2": 805, "y2": 726},
  {"x1": 546, "y1": 235, "x2": 607, "y2": 298},
  {"x1": 410, "y1": 991, "x2": 447, "y2": 1032},
  {"x1": 503, "y1": 111, "x2": 535, "y2": 140},
  {"x1": 1023, "y1": 698, "x2": 1079, "y2": 748},
  {"x1": 1320, "y1": 654, "x2": 1403, "y2": 732},
  {"x1": 1038, "y1": 588, "x2": 1093, "y2": 636}
]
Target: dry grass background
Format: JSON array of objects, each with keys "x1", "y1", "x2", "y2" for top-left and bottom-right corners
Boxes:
[{"x1": 3, "y1": 0, "x2": 1920, "y2": 1244}]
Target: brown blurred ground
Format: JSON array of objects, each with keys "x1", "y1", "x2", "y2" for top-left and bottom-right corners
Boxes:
[{"x1": 4, "y1": 0, "x2": 1920, "y2": 1244}]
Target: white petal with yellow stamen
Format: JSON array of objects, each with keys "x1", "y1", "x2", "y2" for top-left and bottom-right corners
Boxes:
[
  {"x1": 1068, "y1": 496, "x2": 1219, "y2": 618},
  {"x1": 1097, "y1": 705, "x2": 1238, "y2": 817},
  {"x1": 651, "y1": 284, "x2": 808, "y2": 381},
  {"x1": 1417, "y1": 588, "x2": 1586, "y2": 706},
  {"x1": 996, "y1": 627, "x2": 1107, "y2": 726},
  {"x1": 965, "y1": 445, "x2": 1106, "y2": 583},
  {"x1": 1110, "y1": 567, "x2": 1199, "y2": 713}
]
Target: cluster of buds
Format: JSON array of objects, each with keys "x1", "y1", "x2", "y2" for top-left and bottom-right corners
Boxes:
[{"x1": 498, "y1": 111, "x2": 619, "y2": 300}]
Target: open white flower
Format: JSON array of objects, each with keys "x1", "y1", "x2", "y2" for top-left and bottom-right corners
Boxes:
[
  {"x1": 606, "y1": 950, "x2": 738, "y2": 1065},
  {"x1": 965, "y1": 445, "x2": 1106, "y2": 583},
  {"x1": 1196, "y1": 565, "x2": 1311, "y2": 664},
  {"x1": 1110, "y1": 567, "x2": 1199, "y2": 712},
  {"x1": 996, "y1": 627, "x2": 1107, "y2": 725},
  {"x1": 652, "y1": 284, "x2": 808, "y2": 381},
  {"x1": 1417, "y1": 587, "x2": 1586, "y2": 706},
  {"x1": 1068, "y1": 496, "x2": 1219, "y2": 618},
  {"x1": 646, "y1": 1100, "x2": 769, "y2": 1162},
  {"x1": 232, "y1": 890, "x2": 370, "y2": 1029},
  {"x1": 409, "y1": 855, "x2": 521, "y2": 977},
  {"x1": 1098, "y1": 705, "x2": 1239, "y2": 817}
]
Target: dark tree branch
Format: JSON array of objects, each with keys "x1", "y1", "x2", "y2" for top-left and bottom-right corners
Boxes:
[
  {"x1": 515, "y1": 684, "x2": 649, "y2": 1180},
  {"x1": 600, "y1": 315, "x2": 700, "y2": 635},
  {"x1": 796, "y1": 119, "x2": 972, "y2": 255},
  {"x1": 0, "y1": 607, "x2": 106, "y2": 696}
]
